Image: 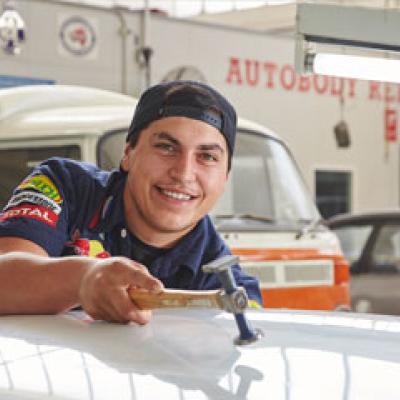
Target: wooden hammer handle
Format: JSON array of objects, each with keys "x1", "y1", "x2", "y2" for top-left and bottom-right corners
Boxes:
[{"x1": 128, "y1": 288, "x2": 223, "y2": 310}]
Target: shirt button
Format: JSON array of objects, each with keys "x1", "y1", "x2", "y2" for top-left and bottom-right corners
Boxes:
[
  {"x1": 99, "y1": 233, "x2": 105, "y2": 240},
  {"x1": 121, "y1": 228, "x2": 127, "y2": 238}
]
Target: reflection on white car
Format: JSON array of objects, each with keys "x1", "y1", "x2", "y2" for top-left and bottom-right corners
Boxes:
[{"x1": 1, "y1": 309, "x2": 400, "y2": 399}]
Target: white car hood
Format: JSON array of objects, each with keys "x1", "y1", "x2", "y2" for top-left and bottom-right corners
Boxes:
[{"x1": 0, "y1": 309, "x2": 399, "y2": 399}]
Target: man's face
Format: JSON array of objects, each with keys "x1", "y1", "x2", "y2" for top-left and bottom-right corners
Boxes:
[{"x1": 121, "y1": 116, "x2": 229, "y2": 246}]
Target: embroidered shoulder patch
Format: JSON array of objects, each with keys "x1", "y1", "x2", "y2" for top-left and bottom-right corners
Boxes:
[
  {"x1": 71, "y1": 239, "x2": 110, "y2": 258},
  {"x1": 0, "y1": 205, "x2": 58, "y2": 227},
  {"x1": 5, "y1": 190, "x2": 62, "y2": 215},
  {"x1": 17, "y1": 175, "x2": 63, "y2": 204}
]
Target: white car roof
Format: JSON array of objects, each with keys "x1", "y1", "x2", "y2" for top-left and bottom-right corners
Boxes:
[
  {"x1": 0, "y1": 85, "x2": 281, "y2": 141},
  {"x1": 0, "y1": 308, "x2": 399, "y2": 399}
]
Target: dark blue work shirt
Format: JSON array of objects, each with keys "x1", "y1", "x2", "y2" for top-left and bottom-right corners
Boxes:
[{"x1": 0, "y1": 157, "x2": 262, "y2": 304}]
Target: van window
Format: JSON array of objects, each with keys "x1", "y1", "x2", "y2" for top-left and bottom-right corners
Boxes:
[
  {"x1": 97, "y1": 129, "x2": 127, "y2": 171},
  {"x1": 0, "y1": 145, "x2": 81, "y2": 209}
]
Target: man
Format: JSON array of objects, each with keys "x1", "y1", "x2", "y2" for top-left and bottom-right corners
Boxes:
[{"x1": 0, "y1": 80, "x2": 261, "y2": 324}]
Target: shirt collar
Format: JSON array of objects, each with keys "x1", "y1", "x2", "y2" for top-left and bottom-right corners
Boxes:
[{"x1": 149, "y1": 216, "x2": 212, "y2": 278}]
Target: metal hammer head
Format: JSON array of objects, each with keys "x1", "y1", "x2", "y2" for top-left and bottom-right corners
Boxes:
[
  {"x1": 203, "y1": 255, "x2": 240, "y2": 294},
  {"x1": 202, "y1": 255, "x2": 263, "y2": 345}
]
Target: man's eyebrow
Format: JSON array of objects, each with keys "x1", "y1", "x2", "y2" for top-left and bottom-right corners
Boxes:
[
  {"x1": 198, "y1": 144, "x2": 225, "y2": 154},
  {"x1": 153, "y1": 132, "x2": 180, "y2": 145},
  {"x1": 153, "y1": 131, "x2": 225, "y2": 153}
]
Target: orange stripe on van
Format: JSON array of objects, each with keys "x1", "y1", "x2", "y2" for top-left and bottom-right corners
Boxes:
[
  {"x1": 232, "y1": 247, "x2": 325, "y2": 261},
  {"x1": 231, "y1": 248, "x2": 350, "y2": 284},
  {"x1": 232, "y1": 247, "x2": 351, "y2": 310},
  {"x1": 261, "y1": 285, "x2": 350, "y2": 311}
]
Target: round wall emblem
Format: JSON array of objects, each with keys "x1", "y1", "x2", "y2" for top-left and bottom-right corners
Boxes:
[{"x1": 59, "y1": 16, "x2": 96, "y2": 56}]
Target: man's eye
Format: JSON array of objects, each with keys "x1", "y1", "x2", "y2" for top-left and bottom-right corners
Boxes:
[
  {"x1": 200, "y1": 153, "x2": 218, "y2": 162},
  {"x1": 155, "y1": 143, "x2": 175, "y2": 152}
]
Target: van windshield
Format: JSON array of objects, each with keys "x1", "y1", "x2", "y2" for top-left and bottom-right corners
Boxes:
[
  {"x1": 211, "y1": 131, "x2": 320, "y2": 227},
  {"x1": 98, "y1": 129, "x2": 320, "y2": 228}
]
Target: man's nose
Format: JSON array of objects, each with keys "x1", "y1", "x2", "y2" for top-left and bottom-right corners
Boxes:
[{"x1": 169, "y1": 153, "x2": 197, "y2": 183}]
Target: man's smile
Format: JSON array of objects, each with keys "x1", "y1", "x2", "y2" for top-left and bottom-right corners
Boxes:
[{"x1": 156, "y1": 186, "x2": 199, "y2": 202}]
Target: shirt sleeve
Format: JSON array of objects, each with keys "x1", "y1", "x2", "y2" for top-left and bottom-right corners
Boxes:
[{"x1": 0, "y1": 158, "x2": 76, "y2": 256}]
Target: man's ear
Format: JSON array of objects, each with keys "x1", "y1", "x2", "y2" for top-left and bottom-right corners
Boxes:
[{"x1": 120, "y1": 143, "x2": 132, "y2": 172}]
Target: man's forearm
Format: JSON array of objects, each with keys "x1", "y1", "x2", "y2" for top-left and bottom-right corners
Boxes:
[{"x1": 0, "y1": 252, "x2": 92, "y2": 314}]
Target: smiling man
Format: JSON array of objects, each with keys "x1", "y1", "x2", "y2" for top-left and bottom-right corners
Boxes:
[{"x1": 0, "y1": 80, "x2": 261, "y2": 323}]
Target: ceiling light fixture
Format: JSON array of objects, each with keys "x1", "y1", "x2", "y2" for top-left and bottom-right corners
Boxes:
[
  {"x1": 304, "y1": 52, "x2": 400, "y2": 84},
  {"x1": 295, "y1": 4, "x2": 400, "y2": 83}
]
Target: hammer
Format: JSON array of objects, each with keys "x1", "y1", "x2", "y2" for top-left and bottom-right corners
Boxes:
[
  {"x1": 128, "y1": 255, "x2": 262, "y2": 345},
  {"x1": 202, "y1": 255, "x2": 263, "y2": 345}
]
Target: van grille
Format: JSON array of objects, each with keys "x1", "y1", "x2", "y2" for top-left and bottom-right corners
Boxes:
[{"x1": 240, "y1": 259, "x2": 334, "y2": 288}]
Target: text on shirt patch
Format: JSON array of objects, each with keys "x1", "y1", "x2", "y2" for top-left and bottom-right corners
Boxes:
[
  {"x1": 0, "y1": 204, "x2": 58, "y2": 227},
  {"x1": 5, "y1": 190, "x2": 62, "y2": 214},
  {"x1": 17, "y1": 175, "x2": 63, "y2": 204}
]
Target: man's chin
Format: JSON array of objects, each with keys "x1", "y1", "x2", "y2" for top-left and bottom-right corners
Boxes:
[{"x1": 152, "y1": 219, "x2": 198, "y2": 235}]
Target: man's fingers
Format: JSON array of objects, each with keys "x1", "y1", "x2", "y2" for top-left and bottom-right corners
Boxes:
[
  {"x1": 125, "y1": 262, "x2": 163, "y2": 293},
  {"x1": 89, "y1": 300, "x2": 131, "y2": 324},
  {"x1": 128, "y1": 309, "x2": 152, "y2": 325},
  {"x1": 79, "y1": 257, "x2": 163, "y2": 324},
  {"x1": 104, "y1": 286, "x2": 152, "y2": 324}
]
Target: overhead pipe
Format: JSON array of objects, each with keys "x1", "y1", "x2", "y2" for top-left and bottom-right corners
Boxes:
[{"x1": 113, "y1": 7, "x2": 131, "y2": 95}]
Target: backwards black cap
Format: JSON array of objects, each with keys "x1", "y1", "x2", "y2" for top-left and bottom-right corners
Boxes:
[{"x1": 126, "y1": 80, "x2": 237, "y2": 161}]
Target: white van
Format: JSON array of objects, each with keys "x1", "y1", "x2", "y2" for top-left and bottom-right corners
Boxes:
[{"x1": 0, "y1": 85, "x2": 350, "y2": 310}]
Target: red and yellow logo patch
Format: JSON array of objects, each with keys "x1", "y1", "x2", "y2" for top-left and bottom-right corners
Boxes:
[
  {"x1": 73, "y1": 239, "x2": 110, "y2": 258},
  {"x1": 18, "y1": 175, "x2": 63, "y2": 204}
]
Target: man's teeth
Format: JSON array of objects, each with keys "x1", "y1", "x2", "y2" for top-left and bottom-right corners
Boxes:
[{"x1": 162, "y1": 190, "x2": 191, "y2": 200}]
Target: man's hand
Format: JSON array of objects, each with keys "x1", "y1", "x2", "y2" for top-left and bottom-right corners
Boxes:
[{"x1": 79, "y1": 257, "x2": 163, "y2": 324}]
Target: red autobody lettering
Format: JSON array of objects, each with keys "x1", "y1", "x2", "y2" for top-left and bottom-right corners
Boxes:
[
  {"x1": 280, "y1": 64, "x2": 296, "y2": 90},
  {"x1": 245, "y1": 59, "x2": 260, "y2": 86},
  {"x1": 331, "y1": 77, "x2": 344, "y2": 96},
  {"x1": 298, "y1": 75, "x2": 311, "y2": 92},
  {"x1": 369, "y1": 82, "x2": 381, "y2": 100},
  {"x1": 385, "y1": 84, "x2": 396, "y2": 103},
  {"x1": 313, "y1": 75, "x2": 329, "y2": 94},
  {"x1": 225, "y1": 57, "x2": 400, "y2": 102},
  {"x1": 226, "y1": 57, "x2": 361, "y2": 99},
  {"x1": 264, "y1": 62, "x2": 277, "y2": 89},
  {"x1": 226, "y1": 57, "x2": 243, "y2": 85}
]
